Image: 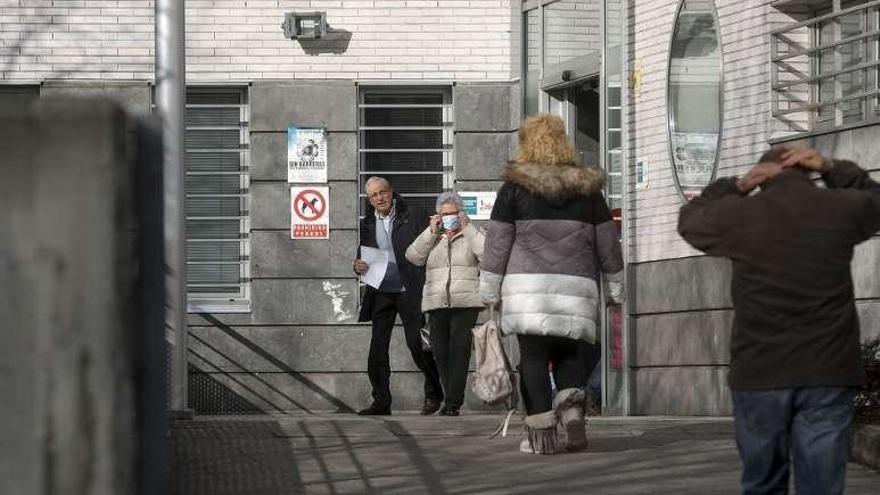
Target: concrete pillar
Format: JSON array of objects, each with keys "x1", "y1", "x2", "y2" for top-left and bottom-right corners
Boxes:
[{"x1": 0, "y1": 98, "x2": 165, "y2": 494}]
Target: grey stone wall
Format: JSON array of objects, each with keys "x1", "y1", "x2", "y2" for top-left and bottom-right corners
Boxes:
[
  {"x1": 189, "y1": 81, "x2": 519, "y2": 414},
  {"x1": 784, "y1": 124, "x2": 880, "y2": 342},
  {"x1": 188, "y1": 81, "x2": 367, "y2": 413},
  {"x1": 453, "y1": 83, "x2": 519, "y2": 190},
  {"x1": 631, "y1": 234, "x2": 880, "y2": 415}
]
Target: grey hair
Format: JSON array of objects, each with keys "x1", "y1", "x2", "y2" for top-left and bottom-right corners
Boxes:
[
  {"x1": 364, "y1": 176, "x2": 392, "y2": 192},
  {"x1": 435, "y1": 191, "x2": 464, "y2": 212}
]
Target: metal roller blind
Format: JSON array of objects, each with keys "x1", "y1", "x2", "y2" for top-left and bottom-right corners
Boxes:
[
  {"x1": 358, "y1": 87, "x2": 454, "y2": 215},
  {"x1": 184, "y1": 87, "x2": 250, "y2": 311}
]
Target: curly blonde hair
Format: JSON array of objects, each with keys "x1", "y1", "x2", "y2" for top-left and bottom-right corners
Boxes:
[{"x1": 513, "y1": 113, "x2": 579, "y2": 166}]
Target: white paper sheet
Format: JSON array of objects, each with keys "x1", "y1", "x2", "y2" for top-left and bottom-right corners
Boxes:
[{"x1": 359, "y1": 246, "x2": 388, "y2": 289}]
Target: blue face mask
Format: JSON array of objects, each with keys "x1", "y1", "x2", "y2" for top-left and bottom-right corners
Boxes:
[{"x1": 441, "y1": 214, "x2": 461, "y2": 231}]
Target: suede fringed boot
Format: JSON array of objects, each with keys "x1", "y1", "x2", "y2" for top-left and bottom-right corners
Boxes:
[
  {"x1": 553, "y1": 388, "x2": 588, "y2": 452},
  {"x1": 519, "y1": 411, "x2": 558, "y2": 455}
]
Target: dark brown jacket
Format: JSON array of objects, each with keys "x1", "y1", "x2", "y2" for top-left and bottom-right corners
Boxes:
[{"x1": 678, "y1": 161, "x2": 880, "y2": 390}]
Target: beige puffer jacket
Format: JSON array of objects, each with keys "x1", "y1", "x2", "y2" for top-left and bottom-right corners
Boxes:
[{"x1": 405, "y1": 223, "x2": 485, "y2": 312}]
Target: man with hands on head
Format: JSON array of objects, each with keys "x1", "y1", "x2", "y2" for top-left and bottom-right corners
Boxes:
[
  {"x1": 678, "y1": 147, "x2": 880, "y2": 495},
  {"x1": 353, "y1": 176, "x2": 443, "y2": 416}
]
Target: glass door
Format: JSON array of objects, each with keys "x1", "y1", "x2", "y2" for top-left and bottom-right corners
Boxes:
[{"x1": 601, "y1": 0, "x2": 628, "y2": 416}]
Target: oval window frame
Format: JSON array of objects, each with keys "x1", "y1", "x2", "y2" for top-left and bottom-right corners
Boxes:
[{"x1": 666, "y1": 0, "x2": 725, "y2": 201}]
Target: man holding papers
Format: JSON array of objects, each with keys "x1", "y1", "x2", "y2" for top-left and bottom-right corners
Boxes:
[{"x1": 353, "y1": 177, "x2": 443, "y2": 416}]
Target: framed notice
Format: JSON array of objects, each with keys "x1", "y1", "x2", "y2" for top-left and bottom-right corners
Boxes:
[
  {"x1": 291, "y1": 186, "x2": 329, "y2": 239},
  {"x1": 459, "y1": 192, "x2": 496, "y2": 220},
  {"x1": 287, "y1": 127, "x2": 327, "y2": 183}
]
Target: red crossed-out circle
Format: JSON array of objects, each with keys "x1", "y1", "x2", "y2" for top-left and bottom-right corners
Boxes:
[{"x1": 293, "y1": 189, "x2": 326, "y2": 221}]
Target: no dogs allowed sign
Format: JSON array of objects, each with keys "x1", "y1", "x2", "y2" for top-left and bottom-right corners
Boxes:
[{"x1": 291, "y1": 186, "x2": 329, "y2": 239}]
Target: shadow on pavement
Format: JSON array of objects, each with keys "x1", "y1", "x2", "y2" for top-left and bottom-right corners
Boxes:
[{"x1": 168, "y1": 415, "x2": 880, "y2": 495}]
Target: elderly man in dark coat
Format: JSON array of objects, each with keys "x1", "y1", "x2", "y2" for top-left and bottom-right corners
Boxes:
[{"x1": 353, "y1": 176, "x2": 443, "y2": 416}]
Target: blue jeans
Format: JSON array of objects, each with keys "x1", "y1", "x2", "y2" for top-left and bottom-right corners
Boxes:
[{"x1": 732, "y1": 387, "x2": 856, "y2": 495}]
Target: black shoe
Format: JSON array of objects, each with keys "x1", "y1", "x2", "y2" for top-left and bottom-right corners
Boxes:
[
  {"x1": 420, "y1": 399, "x2": 442, "y2": 415},
  {"x1": 357, "y1": 403, "x2": 391, "y2": 416},
  {"x1": 439, "y1": 406, "x2": 459, "y2": 416}
]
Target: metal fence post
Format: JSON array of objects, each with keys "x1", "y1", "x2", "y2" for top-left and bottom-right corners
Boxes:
[{"x1": 155, "y1": 0, "x2": 189, "y2": 416}]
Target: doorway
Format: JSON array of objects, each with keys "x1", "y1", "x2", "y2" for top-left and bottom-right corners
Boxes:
[
  {"x1": 546, "y1": 78, "x2": 601, "y2": 168},
  {"x1": 543, "y1": 76, "x2": 625, "y2": 416}
]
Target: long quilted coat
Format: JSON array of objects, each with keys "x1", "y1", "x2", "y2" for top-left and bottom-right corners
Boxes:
[{"x1": 479, "y1": 161, "x2": 623, "y2": 342}]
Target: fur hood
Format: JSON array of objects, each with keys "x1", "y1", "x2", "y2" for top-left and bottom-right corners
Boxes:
[{"x1": 501, "y1": 161, "x2": 606, "y2": 200}]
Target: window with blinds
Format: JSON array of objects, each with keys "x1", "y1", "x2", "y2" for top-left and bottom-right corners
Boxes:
[
  {"x1": 358, "y1": 88, "x2": 454, "y2": 216},
  {"x1": 184, "y1": 87, "x2": 251, "y2": 312}
]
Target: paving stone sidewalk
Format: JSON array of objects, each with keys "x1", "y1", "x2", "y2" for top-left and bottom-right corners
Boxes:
[{"x1": 169, "y1": 413, "x2": 880, "y2": 495}]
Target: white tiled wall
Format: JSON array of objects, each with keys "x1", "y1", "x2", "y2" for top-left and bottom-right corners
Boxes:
[
  {"x1": 626, "y1": 0, "x2": 778, "y2": 263},
  {"x1": 0, "y1": 0, "x2": 514, "y2": 81}
]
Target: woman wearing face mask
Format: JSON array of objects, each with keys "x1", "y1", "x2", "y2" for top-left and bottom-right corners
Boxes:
[{"x1": 405, "y1": 192, "x2": 485, "y2": 416}]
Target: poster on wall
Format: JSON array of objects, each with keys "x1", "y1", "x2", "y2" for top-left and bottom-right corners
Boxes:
[
  {"x1": 635, "y1": 160, "x2": 649, "y2": 190},
  {"x1": 290, "y1": 186, "x2": 330, "y2": 239},
  {"x1": 459, "y1": 192, "x2": 497, "y2": 220},
  {"x1": 670, "y1": 132, "x2": 718, "y2": 196},
  {"x1": 287, "y1": 127, "x2": 327, "y2": 183}
]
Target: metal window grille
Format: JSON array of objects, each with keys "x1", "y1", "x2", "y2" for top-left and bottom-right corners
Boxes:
[
  {"x1": 771, "y1": 0, "x2": 880, "y2": 139},
  {"x1": 606, "y1": 84, "x2": 623, "y2": 210},
  {"x1": 184, "y1": 87, "x2": 251, "y2": 312},
  {"x1": 357, "y1": 87, "x2": 454, "y2": 215}
]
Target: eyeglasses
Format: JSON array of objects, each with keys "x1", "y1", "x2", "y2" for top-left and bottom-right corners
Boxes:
[{"x1": 368, "y1": 190, "x2": 392, "y2": 201}]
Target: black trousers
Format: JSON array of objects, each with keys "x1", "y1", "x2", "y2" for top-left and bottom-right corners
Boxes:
[
  {"x1": 429, "y1": 307, "x2": 480, "y2": 409},
  {"x1": 368, "y1": 291, "x2": 443, "y2": 407},
  {"x1": 517, "y1": 334, "x2": 587, "y2": 415}
]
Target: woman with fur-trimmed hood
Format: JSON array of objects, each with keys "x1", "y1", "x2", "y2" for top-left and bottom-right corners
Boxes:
[{"x1": 480, "y1": 113, "x2": 623, "y2": 455}]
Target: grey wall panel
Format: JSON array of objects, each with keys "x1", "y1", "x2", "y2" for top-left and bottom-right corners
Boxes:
[
  {"x1": 251, "y1": 82, "x2": 357, "y2": 132},
  {"x1": 251, "y1": 230, "x2": 357, "y2": 279},
  {"x1": 853, "y1": 239, "x2": 880, "y2": 299},
  {"x1": 328, "y1": 132, "x2": 359, "y2": 181},
  {"x1": 328, "y1": 181, "x2": 359, "y2": 229},
  {"x1": 453, "y1": 83, "x2": 516, "y2": 132},
  {"x1": 633, "y1": 367, "x2": 732, "y2": 416},
  {"x1": 189, "y1": 279, "x2": 358, "y2": 326},
  {"x1": 790, "y1": 124, "x2": 880, "y2": 169},
  {"x1": 251, "y1": 182, "x2": 291, "y2": 229},
  {"x1": 252, "y1": 278, "x2": 360, "y2": 325},
  {"x1": 188, "y1": 326, "x2": 420, "y2": 373},
  {"x1": 858, "y1": 300, "x2": 880, "y2": 342},
  {"x1": 847, "y1": 125, "x2": 880, "y2": 167},
  {"x1": 186, "y1": 370, "x2": 508, "y2": 413},
  {"x1": 251, "y1": 131, "x2": 357, "y2": 181},
  {"x1": 509, "y1": 80, "x2": 522, "y2": 130},
  {"x1": 187, "y1": 317, "x2": 519, "y2": 372},
  {"x1": 633, "y1": 240, "x2": 877, "y2": 315},
  {"x1": 454, "y1": 132, "x2": 515, "y2": 181},
  {"x1": 251, "y1": 181, "x2": 357, "y2": 230},
  {"x1": 632, "y1": 310, "x2": 733, "y2": 367},
  {"x1": 455, "y1": 180, "x2": 504, "y2": 192},
  {"x1": 40, "y1": 82, "x2": 151, "y2": 115},
  {"x1": 790, "y1": 131, "x2": 851, "y2": 164},
  {"x1": 631, "y1": 257, "x2": 733, "y2": 315}
]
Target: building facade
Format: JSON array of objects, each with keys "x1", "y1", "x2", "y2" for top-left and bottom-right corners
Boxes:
[{"x1": 2, "y1": 0, "x2": 877, "y2": 415}]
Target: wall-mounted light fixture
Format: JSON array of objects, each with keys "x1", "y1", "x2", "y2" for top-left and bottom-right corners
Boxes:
[{"x1": 282, "y1": 12, "x2": 328, "y2": 40}]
